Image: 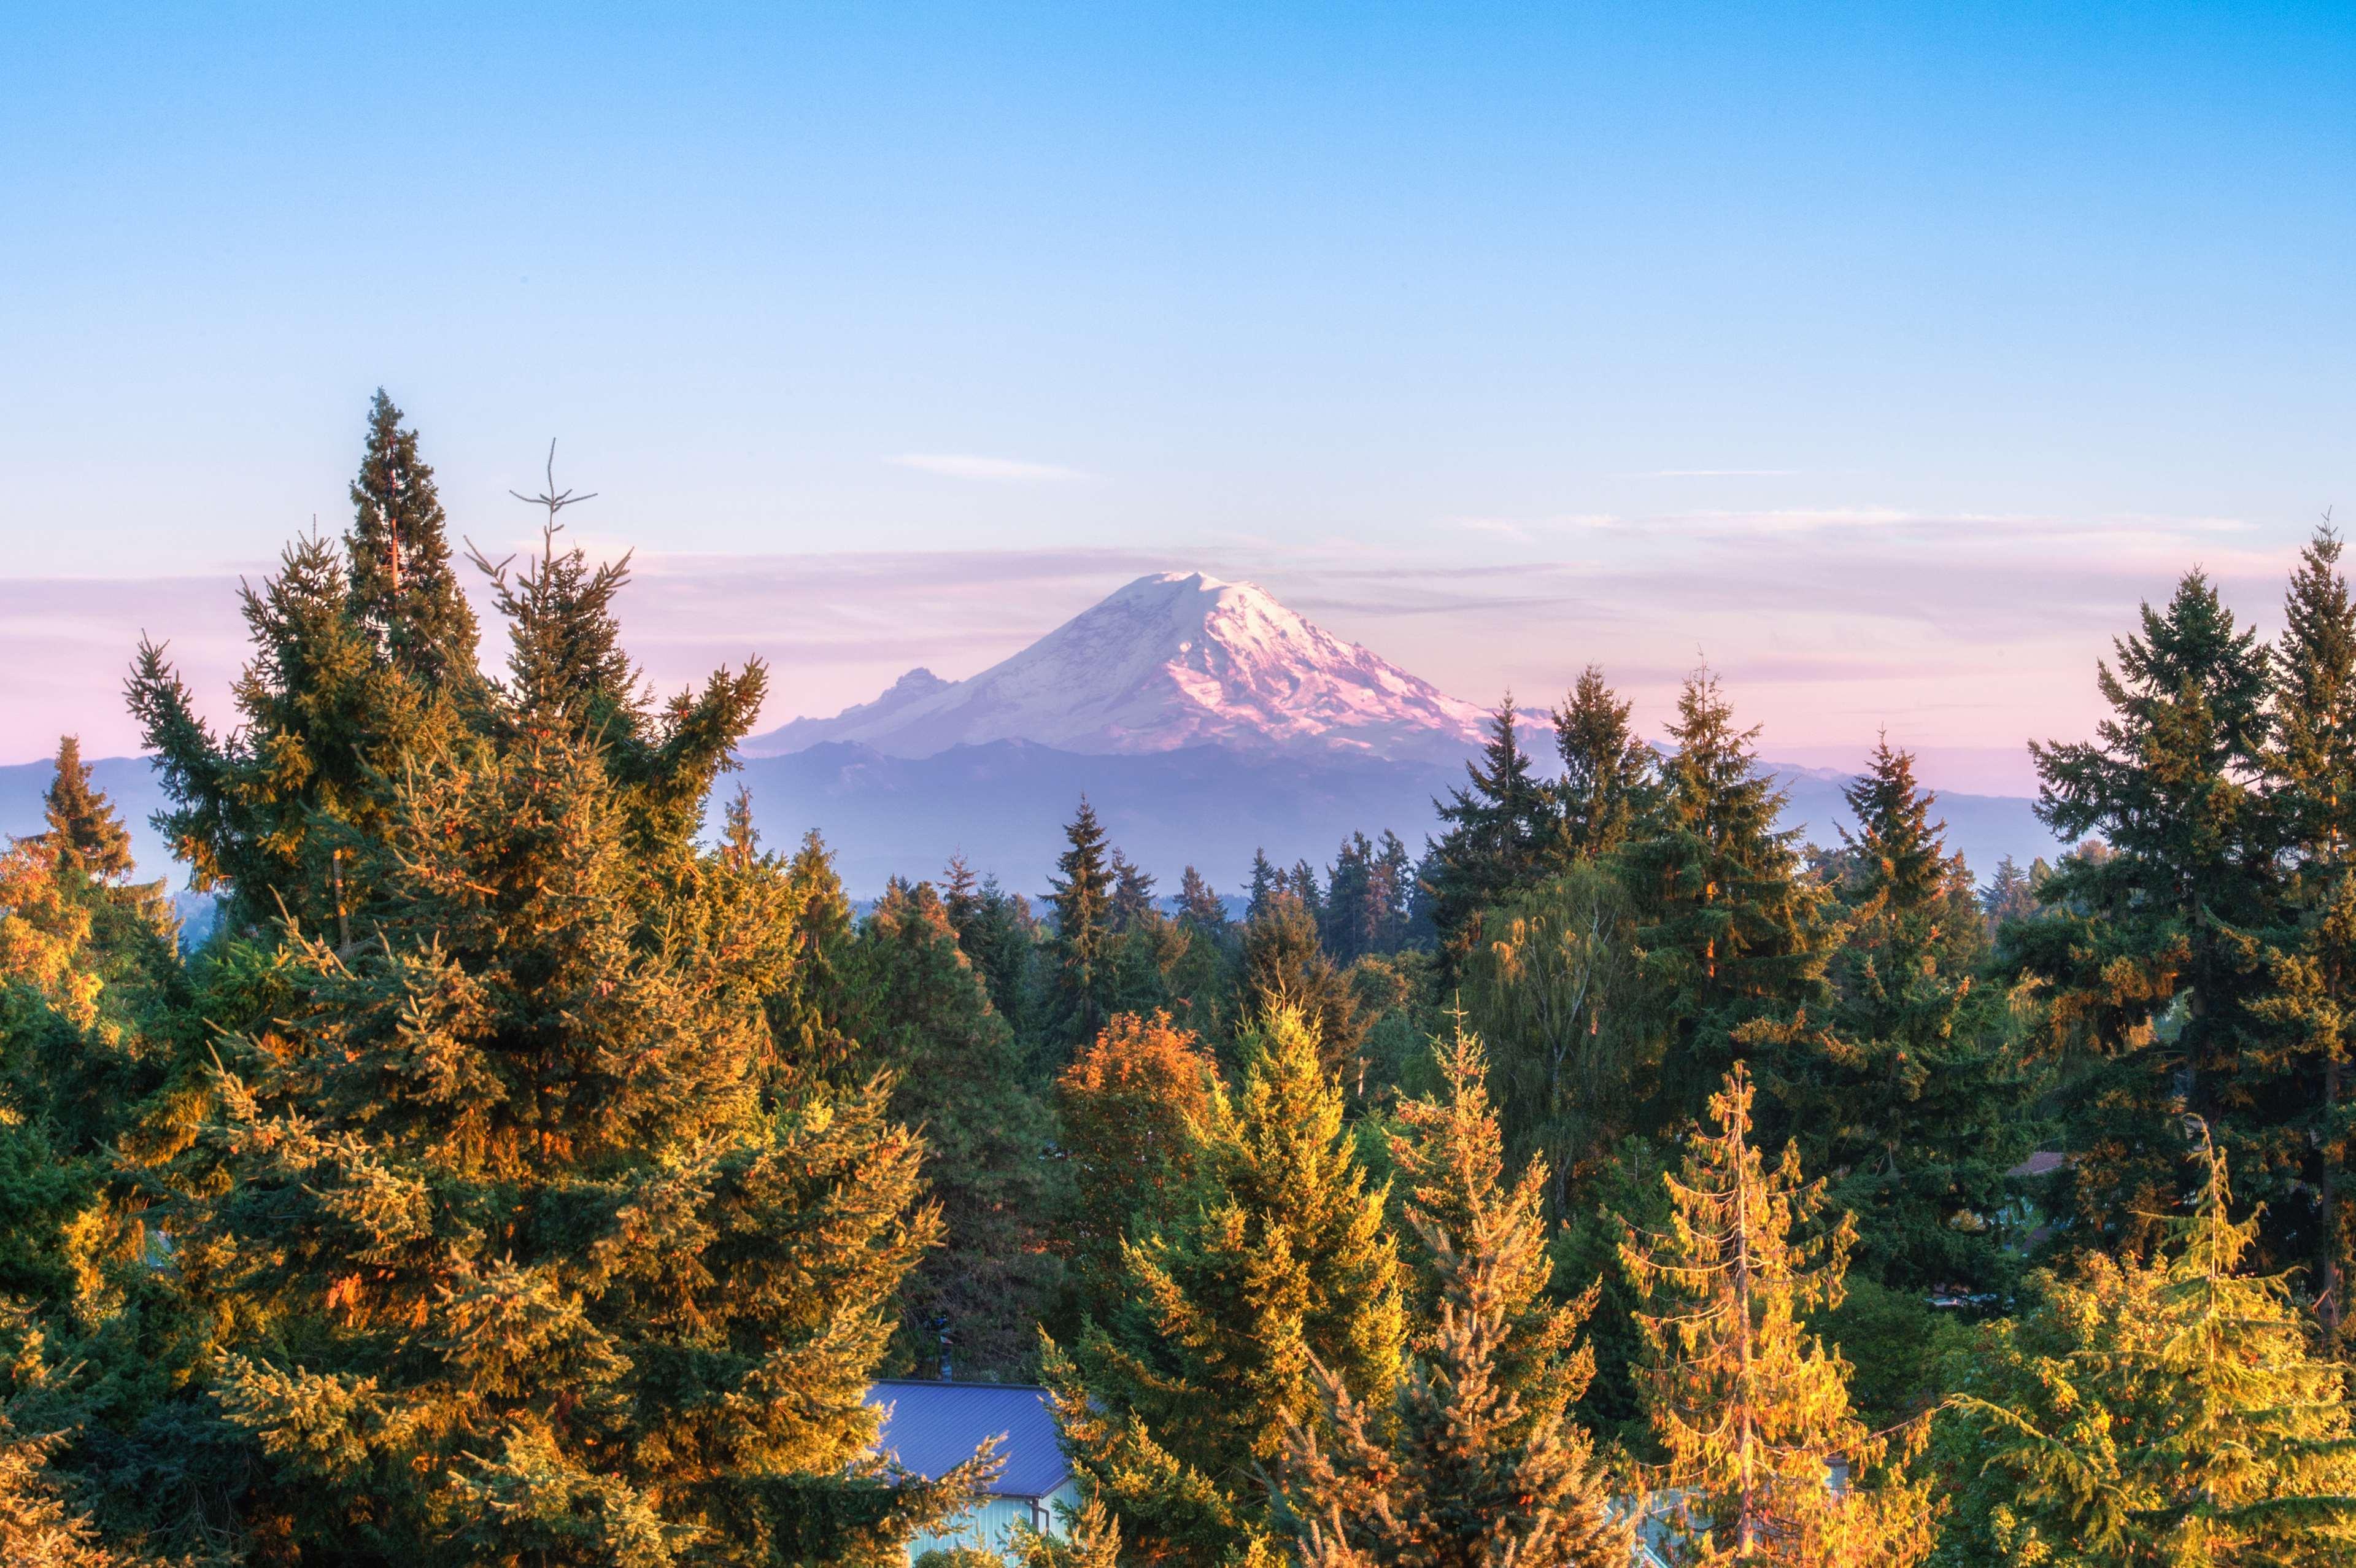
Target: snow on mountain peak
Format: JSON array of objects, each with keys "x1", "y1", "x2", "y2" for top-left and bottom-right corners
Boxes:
[{"x1": 744, "y1": 571, "x2": 1486, "y2": 762}]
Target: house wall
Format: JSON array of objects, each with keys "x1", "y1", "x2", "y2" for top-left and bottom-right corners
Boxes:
[{"x1": 903, "y1": 1481, "x2": 1077, "y2": 1563}]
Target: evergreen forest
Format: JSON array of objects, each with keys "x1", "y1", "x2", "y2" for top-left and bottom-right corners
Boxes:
[{"x1": 9, "y1": 394, "x2": 2356, "y2": 1567}]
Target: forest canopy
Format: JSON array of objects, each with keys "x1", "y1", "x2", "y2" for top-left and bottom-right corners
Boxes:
[{"x1": 6, "y1": 395, "x2": 2355, "y2": 1567}]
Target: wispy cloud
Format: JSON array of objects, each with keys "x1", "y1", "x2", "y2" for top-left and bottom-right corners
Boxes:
[
  {"x1": 890, "y1": 453, "x2": 1089, "y2": 483},
  {"x1": 1453, "y1": 517, "x2": 1534, "y2": 543},
  {"x1": 1629, "y1": 468, "x2": 1803, "y2": 478}
]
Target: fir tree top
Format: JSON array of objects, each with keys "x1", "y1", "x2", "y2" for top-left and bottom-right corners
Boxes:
[
  {"x1": 1839, "y1": 736, "x2": 1947, "y2": 913},
  {"x1": 347, "y1": 389, "x2": 479, "y2": 687},
  {"x1": 37, "y1": 736, "x2": 135, "y2": 884},
  {"x1": 1553, "y1": 665, "x2": 1655, "y2": 862}
]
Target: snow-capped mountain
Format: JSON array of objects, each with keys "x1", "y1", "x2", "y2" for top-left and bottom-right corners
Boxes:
[{"x1": 744, "y1": 571, "x2": 1488, "y2": 763}]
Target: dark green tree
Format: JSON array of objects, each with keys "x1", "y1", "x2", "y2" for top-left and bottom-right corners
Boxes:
[
  {"x1": 1176, "y1": 866, "x2": 1230, "y2": 933},
  {"x1": 1320, "y1": 833, "x2": 1381, "y2": 964},
  {"x1": 1048, "y1": 800, "x2": 1119, "y2": 1050},
  {"x1": 1550, "y1": 666, "x2": 1655, "y2": 865},
  {"x1": 765, "y1": 829, "x2": 862, "y2": 1093},
  {"x1": 1286, "y1": 860, "x2": 1324, "y2": 930},
  {"x1": 2009, "y1": 570, "x2": 2275, "y2": 1259},
  {"x1": 1620, "y1": 669, "x2": 1831, "y2": 1126},
  {"x1": 1238, "y1": 893, "x2": 1365, "y2": 1079},
  {"x1": 182, "y1": 574, "x2": 978, "y2": 1564},
  {"x1": 1245, "y1": 850, "x2": 1281, "y2": 922},
  {"x1": 937, "y1": 862, "x2": 1041, "y2": 1045},
  {"x1": 345, "y1": 390, "x2": 479, "y2": 688},
  {"x1": 1979, "y1": 855, "x2": 2037, "y2": 930},
  {"x1": 2249, "y1": 525, "x2": 2356, "y2": 1337},
  {"x1": 1373, "y1": 832, "x2": 1416, "y2": 954},
  {"x1": 1744, "y1": 740, "x2": 2025, "y2": 1294},
  {"x1": 1424, "y1": 697, "x2": 1553, "y2": 971},
  {"x1": 1110, "y1": 852, "x2": 1158, "y2": 932},
  {"x1": 846, "y1": 881, "x2": 1057, "y2": 1380}
]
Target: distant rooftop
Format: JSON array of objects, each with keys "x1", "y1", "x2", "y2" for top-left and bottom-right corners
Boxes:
[{"x1": 867, "y1": 1380, "x2": 1070, "y2": 1501}]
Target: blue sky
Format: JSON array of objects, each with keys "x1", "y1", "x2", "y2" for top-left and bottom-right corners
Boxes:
[{"x1": 4, "y1": 4, "x2": 2352, "y2": 778}]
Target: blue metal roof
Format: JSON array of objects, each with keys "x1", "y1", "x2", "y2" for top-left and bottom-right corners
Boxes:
[{"x1": 866, "y1": 1381, "x2": 1072, "y2": 1500}]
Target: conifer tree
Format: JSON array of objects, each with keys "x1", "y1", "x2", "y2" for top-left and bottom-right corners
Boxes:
[
  {"x1": 1620, "y1": 1065, "x2": 1937, "y2": 1567},
  {"x1": 1245, "y1": 850, "x2": 1281, "y2": 922},
  {"x1": 346, "y1": 390, "x2": 479, "y2": 687},
  {"x1": 1941, "y1": 1126, "x2": 2356, "y2": 1566},
  {"x1": 1111, "y1": 853, "x2": 1159, "y2": 932},
  {"x1": 1621, "y1": 670, "x2": 1831, "y2": 1126},
  {"x1": 1275, "y1": 1024, "x2": 1631, "y2": 1568},
  {"x1": 1977, "y1": 855, "x2": 2036, "y2": 929},
  {"x1": 1744, "y1": 741, "x2": 2023, "y2": 1294},
  {"x1": 1321, "y1": 833, "x2": 1373, "y2": 963},
  {"x1": 1053, "y1": 1011, "x2": 1224, "y2": 1320},
  {"x1": 36, "y1": 739, "x2": 134, "y2": 886},
  {"x1": 1238, "y1": 894, "x2": 1365, "y2": 1077},
  {"x1": 846, "y1": 881, "x2": 1057, "y2": 1379},
  {"x1": 473, "y1": 514, "x2": 764, "y2": 855},
  {"x1": 127, "y1": 535, "x2": 442, "y2": 932},
  {"x1": 1836, "y1": 737, "x2": 1943, "y2": 910},
  {"x1": 1287, "y1": 860, "x2": 1325, "y2": 929},
  {"x1": 2010, "y1": 570, "x2": 2276, "y2": 1257},
  {"x1": 1373, "y1": 832, "x2": 1416, "y2": 954},
  {"x1": 1047, "y1": 1007, "x2": 1406, "y2": 1566},
  {"x1": 1552, "y1": 666, "x2": 1655, "y2": 865},
  {"x1": 178, "y1": 537, "x2": 979, "y2": 1566},
  {"x1": 2248, "y1": 525, "x2": 2356, "y2": 1334},
  {"x1": 941, "y1": 853, "x2": 984, "y2": 934},
  {"x1": 942, "y1": 865, "x2": 1038, "y2": 1041},
  {"x1": 1459, "y1": 864, "x2": 1652, "y2": 1220},
  {"x1": 1177, "y1": 866, "x2": 1230, "y2": 932},
  {"x1": 1048, "y1": 800, "x2": 1119, "y2": 1048},
  {"x1": 1425, "y1": 697, "x2": 1554, "y2": 970},
  {"x1": 767, "y1": 829, "x2": 862, "y2": 1092}
]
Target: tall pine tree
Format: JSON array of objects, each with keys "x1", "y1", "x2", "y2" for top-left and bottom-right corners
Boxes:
[
  {"x1": 346, "y1": 390, "x2": 479, "y2": 689},
  {"x1": 2010, "y1": 570, "x2": 2276, "y2": 1259},
  {"x1": 1551, "y1": 666, "x2": 1655, "y2": 866},
  {"x1": 1048, "y1": 800, "x2": 1119, "y2": 1050},
  {"x1": 1620, "y1": 670, "x2": 1831, "y2": 1127},
  {"x1": 1275, "y1": 1023, "x2": 1631, "y2": 1567},
  {"x1": 1424, "y1": 697, "x2": 1553, "y2": 971},
  {"x1": 169, "y1": 508, "x2": 978, "y2": 1566},
  {"x1": 36, "y1": 739, "x2": 134, "y2": 886},
  {"x1": 1620, "y1": 1065, "x2": 1937, "y2": 1566},
  {"x1": 1744, "y1": 740, "x2": 2025, "y2": 1294},
  {"x1": 2250, "y1": 525, "x2": 2356, "y2": 1334},
  {"x1": 1046, "y1": 1007, "x2": 1405, "y2": 1566}
]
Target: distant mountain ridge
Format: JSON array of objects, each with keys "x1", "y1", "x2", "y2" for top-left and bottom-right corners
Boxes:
[
  {"x1": 2, "y1": 570, "x2": 2069, "y2": 897},
  {"x1": 0, "y1": 746, "x2": 2067, "y2": 902},
  {"x1": 744, "y1": 571, "x2": 1488, "y2": 764}
]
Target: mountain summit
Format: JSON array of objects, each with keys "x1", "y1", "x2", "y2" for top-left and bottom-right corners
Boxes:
[{"x1": 746, "y1": 571, "x2": 1486, "y2": 762}]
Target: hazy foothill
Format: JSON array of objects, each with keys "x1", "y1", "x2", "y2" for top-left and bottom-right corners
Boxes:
[{"x1": 4, "y1": 392, "x2": 2356, "y2": 1568}]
